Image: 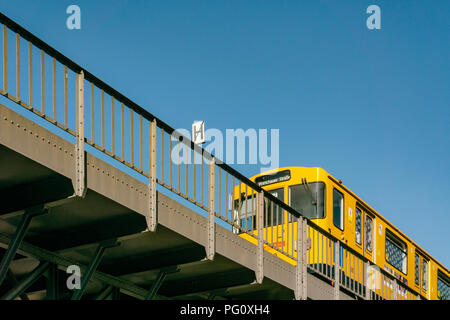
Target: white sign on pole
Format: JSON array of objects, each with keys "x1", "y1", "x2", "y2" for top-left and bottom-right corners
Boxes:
[{"x1": 192, "y1": 121, "x2": 205, "y2": 144}]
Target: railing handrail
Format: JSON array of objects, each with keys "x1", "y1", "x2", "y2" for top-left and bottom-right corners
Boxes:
[{"x1": 0, "y1": 11, "x2": 302, "y2": 220}]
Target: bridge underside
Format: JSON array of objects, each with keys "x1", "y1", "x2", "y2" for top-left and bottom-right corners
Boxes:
[{"x1": 0, "y1": 103, "x2": 354, "y2": 300}]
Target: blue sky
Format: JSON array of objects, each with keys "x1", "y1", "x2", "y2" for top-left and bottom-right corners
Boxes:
[{"x1": 1, "y1": 1, "x2": 449, "y2": 267}]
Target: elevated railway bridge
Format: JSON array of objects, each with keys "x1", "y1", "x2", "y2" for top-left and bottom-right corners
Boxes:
[{"x1": 0, "y1": 12, "x2": 422, "y2": 300}]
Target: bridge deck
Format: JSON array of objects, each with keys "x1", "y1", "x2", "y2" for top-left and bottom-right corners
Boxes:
[{"x1": 0, "y1": 103, "x2": 351, "y2": 300}]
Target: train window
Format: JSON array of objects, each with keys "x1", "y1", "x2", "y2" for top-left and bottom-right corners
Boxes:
[
  {"x1": 333, "y1": 189, "x2": 344, "y2": 230},
  {"x1": 237, "y1": 194, "x2": 257, "y2": 232},
  {"x1": 385, "y1": 229, "x2": 407, "y2": 274},
  {"x1": 437, "y1": 271, "x2": 450, "y2": 300},
  {"x1": 289, "y1": 182, "x2": 325, "y2": 219},
  {"x1": 422, "y1": 259, "x2": 428, "y2": 290},
  {"x1": 264, "y1": 188, "x2": 285, "y2": 227},
  {"x1": 355, "y1": 208, "x2": 362, "y2": 244},
  {"x1": 366, "y1": 216, "x2": 373, "y2": 252},
  {"x1": 415, "y1": 254, "x2": 420, "y2": 285}
]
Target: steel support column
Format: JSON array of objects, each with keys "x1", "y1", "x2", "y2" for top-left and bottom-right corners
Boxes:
[
  {"x1": 145, "y1": 270, "x2": 167, "y2": 300},
  {"x1": 1, "y1": 261, "x2": 50, "y2": 300},
  {"x1": 0, "y1": 206, "x2": 46, "y2": 286},
  {"x1": 71, "y1": 238, "x2": 117, "y2": 300},
  {"x1": 206, "y1": 157, "x2": 215, "y2": 260},
  {"x1": 144, "y1": 267, "x2": 178, "y2": 300},
  {"x1": 45, "y1": 263, "x2": 60, "y2": 300}
]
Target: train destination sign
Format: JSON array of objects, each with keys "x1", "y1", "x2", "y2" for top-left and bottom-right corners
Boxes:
[{"x1": 255, "y1": 170, "x2": 291, "y2": 187}]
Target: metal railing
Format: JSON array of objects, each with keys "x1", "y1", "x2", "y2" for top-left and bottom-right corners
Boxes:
[{"x1": 0, "y1": 12, "x2": 422, "y2": 300}]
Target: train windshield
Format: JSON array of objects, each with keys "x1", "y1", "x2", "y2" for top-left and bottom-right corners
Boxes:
[
  {"x1": 232, "y1": 188, "x2": 284, "y2": 234},
  {"x1": 289, "y1": 182, "x2": 325, "y2": 219}
]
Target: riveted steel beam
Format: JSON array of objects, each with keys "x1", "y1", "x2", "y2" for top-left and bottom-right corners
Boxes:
[
  {"x1": 1, "y1": 261, "x2": 50, "y2": 300},
  {"x1": 0, "y1": 205, "x2": 46, "y2": 286}
]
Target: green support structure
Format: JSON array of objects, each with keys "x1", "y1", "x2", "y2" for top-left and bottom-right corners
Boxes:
[
  {"x1": 71, "y1": 239, "x2": 118, "y2": 300},
  {"x1": 1, "y1": 262, "x2": 50, "y2": 300},
  {"x1": 0, "y1": 206, "x2": 46, "y2": 286}
]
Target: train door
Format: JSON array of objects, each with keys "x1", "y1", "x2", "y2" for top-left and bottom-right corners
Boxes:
[
  {"x1": 355, "y1": 206, "x2": 364, "y2": 253},
  {"x1": 364, "y1": 212, "x2": 375, "y2": 262}
]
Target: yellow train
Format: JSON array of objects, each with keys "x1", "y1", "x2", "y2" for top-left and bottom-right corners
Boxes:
[{"x1": 232, "y1": 166, "x2": 449, "y2": 300}]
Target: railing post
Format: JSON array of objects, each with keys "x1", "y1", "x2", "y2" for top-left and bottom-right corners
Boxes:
[
  {"x1": 334, "y1": 241, "x2": 340, "y2": 300},
  {"x1": 148, "y1": 119, "x2": 157, "y2": 232},
  {"x1": 74, "y1": 71, "x2": 86, "y2": 198},
  {"x1": 256, "y1": 192, "x2": 264, "y2": 284},
  {"x1": 295, "y1": 217, "x2": 301, "y2": 300},
  {"x1": 365, "y1": 261, "x2": 371, "y2": 300},
  {"x1": 393, "y1": 279, "x2": 398, "y2": 300},
  {"x1": 301, "y1": 218, "x2": 307, "y2": 299},
  {"x1": 206, "y1": 157, "x2": 215, "y2": 260},
  {"x1": 295, "y1": 217, "x2": 307, "y2": 300}
]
